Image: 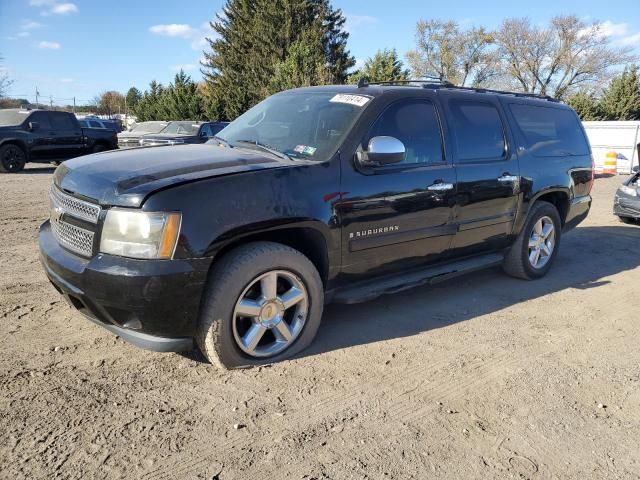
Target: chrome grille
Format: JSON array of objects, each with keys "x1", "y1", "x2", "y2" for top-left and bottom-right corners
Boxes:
[
  {"x1": 49, "y1": 185, "x2": 100, "y2": 257},
  {"x1": 50, "y1": 185, "x2": 101, "y2": 224},
  {"x1": 51, "y1": 216, "x2": 95, "y2": 257}
]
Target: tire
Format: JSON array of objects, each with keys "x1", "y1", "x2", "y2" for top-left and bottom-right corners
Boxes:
[
  {"x1": 196, "y1": 241, "x2": 324, "y2": 369},
  {"x1": 0, "y1": 144, "x2": 27, "y2": 173},
  {"x1": 502, "y1": 201, "x2": 562, "y2": 280},
  {"x1": 618, "y1": 215, "x2": 635, "y2": 224},
  {"x1": 92, "y1": 144, "x2": 107, "y2": 154}
]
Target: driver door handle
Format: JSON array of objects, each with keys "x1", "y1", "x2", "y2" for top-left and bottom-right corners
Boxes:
[
  {"x1": 427, "y1": 182, "x2": 454, "y2": 192},
  {"x1": 498, "y1": 174, "x2": 519, "y2": 183}
]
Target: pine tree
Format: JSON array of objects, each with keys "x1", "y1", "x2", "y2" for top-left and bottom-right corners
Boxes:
[
  {"x1": 599, "y1": 66, "x2": 640, "y2": 121},
  {"x1": 133, "y1": 81, "x2": 167, "y2": 121},
  {"x1": 162, "y1": 70, "x2": 205, "y2": 120},
  {"x1": 202, "y1": 0, "x2": 354, "y2": 120},
  {"x1": 125, "y1": 87, "x2": 142, "y2": 109},
  {"x1": 566, "y1": 91, "x2": 601, "y2": 121},
  {"x1": 348, "y1": 49, "x2": 410, "y2": 84}
]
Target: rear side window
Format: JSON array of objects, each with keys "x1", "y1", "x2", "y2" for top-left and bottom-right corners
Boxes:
[
  {"x1": 509, "y1": 104, "x2": 589, "y2": 157},
  {"x1": 366, "y1": 99, "x2": 444, "y2": 165},
  {"x1": 448, "y1": 101, "x2": 506, "y2": 161},
  {"x1": 89, "y1": 121, "x2": 102, "y2": 128},
  {"x1": 50, "y1": 113, "x2": 75, "y2": 130}
]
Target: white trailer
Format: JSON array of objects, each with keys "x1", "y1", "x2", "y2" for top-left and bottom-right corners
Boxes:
[{"x1": 582, "y1": 121, "x2": 640, "y2": 174}]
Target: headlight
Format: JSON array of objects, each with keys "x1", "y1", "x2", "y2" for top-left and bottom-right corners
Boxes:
[
  {"x1": 168, "y1": 140, "x2": 184, "y2": 145},
  {"x1": 100, "y1": 209, "x2": 181, "y2": 259},
  {"x1": 620, "y1": 185, "x2": 638, "y2": 197}
]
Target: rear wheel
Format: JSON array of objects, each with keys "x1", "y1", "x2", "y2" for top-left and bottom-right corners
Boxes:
[
  {"x1": 618, "y1": 215, "x2": 635, "y2": 224},
  {"x1": 503, "y1": 201, "x2": 562, "y2": 280},
  {"x1": 92, "y1": 144, "x2": 107, "y2": 153},
  {"x1": 0, "y1": 144, "x2": 26, "y2": 173},
  {"x1": 196, "y1": 241, "x2": 324, "y2": 369}
]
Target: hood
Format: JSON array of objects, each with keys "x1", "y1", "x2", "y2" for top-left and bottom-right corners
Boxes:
[{"x1": 53, "y1": 144, "x2": 286, "y2": 207}]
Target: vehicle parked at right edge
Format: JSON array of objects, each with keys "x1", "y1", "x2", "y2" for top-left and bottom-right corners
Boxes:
[
  {"x1": 139, "y1": 121, "x2": 229, "y2": 147},
  {"x1": 38, "y1": 81, "x2": 593, "y2": 369},
  {"x1": 614, "y1": 166, "x2": 640, "y2": 223},
  {"x1": 0, "y1": 109, "x2": 117, "y2": 173},
  {"x1": 117, "y1": 121, "x2": 168, "y2": 149}
]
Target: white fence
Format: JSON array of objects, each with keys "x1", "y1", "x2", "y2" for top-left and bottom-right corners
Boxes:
[{"x1": 582, "y1": 121, "x2": 640, "y2": 174}]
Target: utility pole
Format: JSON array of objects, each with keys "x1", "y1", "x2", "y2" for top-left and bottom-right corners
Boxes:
[
  {"x1": 35, "y1": 87, "x2": 39, "y2": 107},
  {"x1": 49, "y1": 95, "x2": 53, "y2": 110},
  {"x1": 73, "y1": 96, "x2": 76, "y2": 114}
]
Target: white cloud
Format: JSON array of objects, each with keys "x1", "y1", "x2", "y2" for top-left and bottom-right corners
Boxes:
[
  {"x1": 18, "y1": 31, "x2": 30, "y2": 37},
  {"x1": 344, "y1": 14, "x2": 378, "y2": 34},
  {"x1": 50, "y1": 3, "x2": 78, "y2": 15},
  {"x1": 150, "y1": 21, "x2": 217, "y2": 50},
  {"x1": 59, "y1": 77, "x2": 73, "y2": 83},
  {"x1": 170, "y1": 64, "x2": 198, "y2": 72},
  {"x1": 150, "y1": 24, "x2": 195, "y2": 38},
  {"x1": 7, "y1": 36, "x2": 18, "y2": 41},
  {"x1": 37, "y1": 41, "x2": 61, "y2": 49},
  {"x1": 22, "y1": 20, "x2": 43, "y2": 30},
  {"x1": 618, "y1": 32, "x2": 640, "y2": 46},
  {"x1": 30, "y1": 1, "x2": 78, "y2": 16}
]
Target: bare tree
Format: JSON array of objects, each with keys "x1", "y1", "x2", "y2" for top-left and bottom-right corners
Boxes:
[
  {"x1": 0, "y1": 55, "x2": 13, "y2": 98},
  {"x1": 406, "y1": 20, "x2": 497, "y2": 86},
  {"x1": 495, "y1": 16, "x2": 636, "y2": 98},
  {"x1": 93, "y1": 91, "x2": 125, "y2": 117}
]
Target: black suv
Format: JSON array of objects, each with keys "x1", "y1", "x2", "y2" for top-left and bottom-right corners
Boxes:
[
  {"x1": 139, "y1": 121, "x2": 229, "y2": 147},
  {"x1": 39, "y1": 82, "x2": 593, "y2": 368}
]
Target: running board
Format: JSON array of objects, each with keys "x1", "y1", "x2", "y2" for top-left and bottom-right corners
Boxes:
[{"x1": 330, "y1": 253, "x2": 504, "y2": 304}]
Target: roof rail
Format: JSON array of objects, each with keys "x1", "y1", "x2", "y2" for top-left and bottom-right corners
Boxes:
[{"x1": 360, "y1": 78, "x2": 559, "y2": 102}]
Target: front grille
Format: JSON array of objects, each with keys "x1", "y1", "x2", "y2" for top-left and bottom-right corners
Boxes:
[
  {"x1": 49, "y1": 185, "x2": 101, "y2": 257},
  {"x1": 118, "y1": 137, "x2": 141, "y2": 148},
  {"x1": 50, "y1": 185, "x2": 101, "y2": 224},
  {"x1": 51, "y1": 216, "x2": 95, "y2": 257}
]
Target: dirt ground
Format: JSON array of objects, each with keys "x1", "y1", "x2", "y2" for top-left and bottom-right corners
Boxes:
[{"x1": 1, "y1": 165, "x2": 639, "y2": 480}]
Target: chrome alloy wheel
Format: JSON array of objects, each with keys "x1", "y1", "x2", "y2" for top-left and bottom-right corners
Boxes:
[
  {"x1": 232, "y1": 270, "x2": 309, "y2": 358},
  {"x1": 528, "y1": 216, "x2": 556, "y2": 269}
]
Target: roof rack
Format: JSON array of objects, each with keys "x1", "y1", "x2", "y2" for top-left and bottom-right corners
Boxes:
[{"x1": 358, "y1": 78, "x2": 559, "y2": 102}]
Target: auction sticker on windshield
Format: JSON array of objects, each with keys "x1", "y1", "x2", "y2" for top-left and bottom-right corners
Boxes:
[{"x1": 330, "y1": 94, "x2": 371, "y2": 107}]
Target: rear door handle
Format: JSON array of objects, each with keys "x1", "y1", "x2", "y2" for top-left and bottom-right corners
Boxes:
[
  {"x1": 498, "y1": 174, "x2": 519, "y2": 183},
  {"x1": 427, "y1": 182, "x2": 454, "y2": 192}
]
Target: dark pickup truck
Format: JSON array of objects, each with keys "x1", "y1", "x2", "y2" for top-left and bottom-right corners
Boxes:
[
  {"x1": 39, "y1": 82, "x2": 593, "y2": 369},
  {"x1": 0, "y1": 109, "x2": 117, "y2": 173}
]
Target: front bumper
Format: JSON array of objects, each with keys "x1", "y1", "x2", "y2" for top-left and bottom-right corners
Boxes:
[
  {"x1": 39, "y1": 220, "x2": 211, "y2": 352},
  {"x1": 614, "y1": 191, "x2": 640, "y2": 219}
]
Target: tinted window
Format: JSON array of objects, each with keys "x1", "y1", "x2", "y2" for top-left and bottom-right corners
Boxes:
[
  {"x1": 449, "y1": 101, "x2": 505, "y2": 161},
  {"x1": 509, "y1": 104, "x2": 589, "y2": 157},
  {"x1": 199, "y1": 124, "x2": 213, "y2": 137},
  {"x1": 29, "y1": 112, "x2": 52, "y2": 129},
  {"x1": 89, "y1": 121, "x2": 102, "y2": 128},
  {"x1": 210, "y1": 123, "x2": 226, "y2": 136},
  {"x1": 50, "y1": 113, "x2": 75, "y2": 130},
  {"x1": 367, "y1": 100, "x2": 444, "y2": 165}
]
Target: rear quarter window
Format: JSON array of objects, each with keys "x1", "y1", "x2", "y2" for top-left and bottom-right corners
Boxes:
[{"x1": 509, "y1": 104, "x2": 589, "y2": 157}]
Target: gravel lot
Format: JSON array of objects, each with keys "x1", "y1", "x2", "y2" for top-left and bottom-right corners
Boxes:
[{"x1": 1, "y1": 165, "x2": 639, "y2": 479}]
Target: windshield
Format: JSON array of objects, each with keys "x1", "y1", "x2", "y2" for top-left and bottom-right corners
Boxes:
[
  {"x1": 217, "y1": 91, "x2": 371, "y2": 161},
  {"x1": 160, "y1": 121, "x2": 200, "y2": 135},
  {"x1": 131, "y1": 121, "x2": 168, "y2": 133},
  {"x1": 0, "y1": 110, "x2": 31, "y2": 126}
]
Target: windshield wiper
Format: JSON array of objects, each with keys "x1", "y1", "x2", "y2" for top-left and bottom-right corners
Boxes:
[{"x1": 233, "y1": 139, "x2": 292, "y2": 161}]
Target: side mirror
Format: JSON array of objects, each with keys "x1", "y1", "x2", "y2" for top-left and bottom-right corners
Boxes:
[
  {"x1": 359, "y1": 136, "x2": 406, "y2": 167},
  {"x1": 633, "y1": 165, "x2": 639, "y2": 173},
  {"x1": 28, "y1": 121, "x2": 40, "y2": 131}
]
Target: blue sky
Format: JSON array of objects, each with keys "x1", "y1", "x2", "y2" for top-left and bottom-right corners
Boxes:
[{"x1": 1, "y1": 0, "x2": 639, "y2": 105}]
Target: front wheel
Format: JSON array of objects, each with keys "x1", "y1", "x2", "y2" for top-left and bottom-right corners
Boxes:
[
  {"x1": 0, "y1": 144, "x2": 26, "y2": 173},
  {"x1": 196, "y1": 242, "x2": 324, "y2": 369},
  {"x1": 503, "y1": 201, "x2": 562, "y2": 280}
]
